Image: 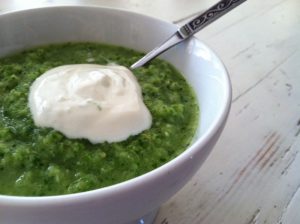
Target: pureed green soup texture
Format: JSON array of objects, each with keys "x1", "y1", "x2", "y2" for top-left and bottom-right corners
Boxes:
[{"x1": 0, "y1": 43, "x2": 198, "y2": 196}]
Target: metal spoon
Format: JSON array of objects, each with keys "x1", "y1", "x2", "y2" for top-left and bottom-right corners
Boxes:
[{"x1": 130, "y1": 0, "x2": 247, "y2": 69}]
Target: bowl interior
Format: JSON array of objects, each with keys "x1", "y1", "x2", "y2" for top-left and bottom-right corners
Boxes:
[
  {"x1": 0, "y1": 6, "x2": 231, "y2": 224},
  {"x1": 0, "y1": 6, "x2": 230, "y2": 143}
]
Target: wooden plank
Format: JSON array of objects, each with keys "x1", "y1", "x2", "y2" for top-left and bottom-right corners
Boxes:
[
  {"x1": 197, "y1": 0, "x2": 300, "y2": 100},
  {"x1": 155, "y1": 0, "x2": 300, "y2": 222},
  {"x1": 155, "y1": 50, "x2": 300, "y2": 224}
]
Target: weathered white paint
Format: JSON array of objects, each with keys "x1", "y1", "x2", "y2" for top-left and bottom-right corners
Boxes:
[{"x1": 0, "y1": 0, "x2": 299, "y2": 223}]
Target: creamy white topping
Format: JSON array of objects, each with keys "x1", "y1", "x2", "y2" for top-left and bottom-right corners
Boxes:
[{"x1": 28, "y1": 64, "x2": 152, "y2": 143}]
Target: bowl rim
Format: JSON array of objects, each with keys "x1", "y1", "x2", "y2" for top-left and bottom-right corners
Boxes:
[{"x1": 0, "y1": 5, "x2": 232, "y2": 203}]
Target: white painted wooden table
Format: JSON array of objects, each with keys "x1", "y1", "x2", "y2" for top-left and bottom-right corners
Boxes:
[{"x1": 1, "y1": 0, "x2": 299, "y2": 223}]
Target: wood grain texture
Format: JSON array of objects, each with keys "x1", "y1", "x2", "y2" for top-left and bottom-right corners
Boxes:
[
  {"x1": 0, "y1": 0, "x2": 299, "y2": 223},
  {"x1": 155, "y1": 0, "x2": 300, "y2": 223}
]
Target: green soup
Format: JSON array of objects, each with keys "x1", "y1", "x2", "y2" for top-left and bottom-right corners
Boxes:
[{"x1": 0, "y1": 43, "x2": 198, "y2": 196}]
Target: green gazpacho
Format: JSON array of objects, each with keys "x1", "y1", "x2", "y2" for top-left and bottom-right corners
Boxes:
[{"x1": 0, "y1": 43, "x2": 198, "y2": 196}]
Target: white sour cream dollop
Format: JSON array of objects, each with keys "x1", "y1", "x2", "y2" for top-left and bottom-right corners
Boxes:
[{"x1": 29, "y1": 64, "x2": 152, "y2": 143}]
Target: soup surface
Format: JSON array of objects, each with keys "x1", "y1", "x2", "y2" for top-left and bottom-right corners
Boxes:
[{"x1": 0, "y1": 43, "x2": 198, "y2": 196}]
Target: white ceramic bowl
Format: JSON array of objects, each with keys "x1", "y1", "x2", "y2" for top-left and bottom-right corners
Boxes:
[{"x1": 0, "y1": 6, "x2": 231, "y2": 224}]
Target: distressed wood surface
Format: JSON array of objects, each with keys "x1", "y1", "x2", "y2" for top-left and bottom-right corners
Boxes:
[{"x1": 1, "y1": 0, "x2": 299, "y2": 223}]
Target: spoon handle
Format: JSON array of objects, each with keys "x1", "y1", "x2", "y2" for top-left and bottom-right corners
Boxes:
[
  {"x1": 130, "y1": 0, "x2": 247, "y2": 69},
  {"x1": 178, "y1": 0, "x2": 247, "y2": 38}
]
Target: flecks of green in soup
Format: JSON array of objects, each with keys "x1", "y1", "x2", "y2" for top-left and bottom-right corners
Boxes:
[{"x1": 0, "y1": 43, "x2": 199, "y2": 196}]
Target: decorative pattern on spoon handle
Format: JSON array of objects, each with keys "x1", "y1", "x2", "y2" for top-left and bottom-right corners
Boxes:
[{"x1": 178, "y1": 0, "x2": 247, "y2": 38}]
